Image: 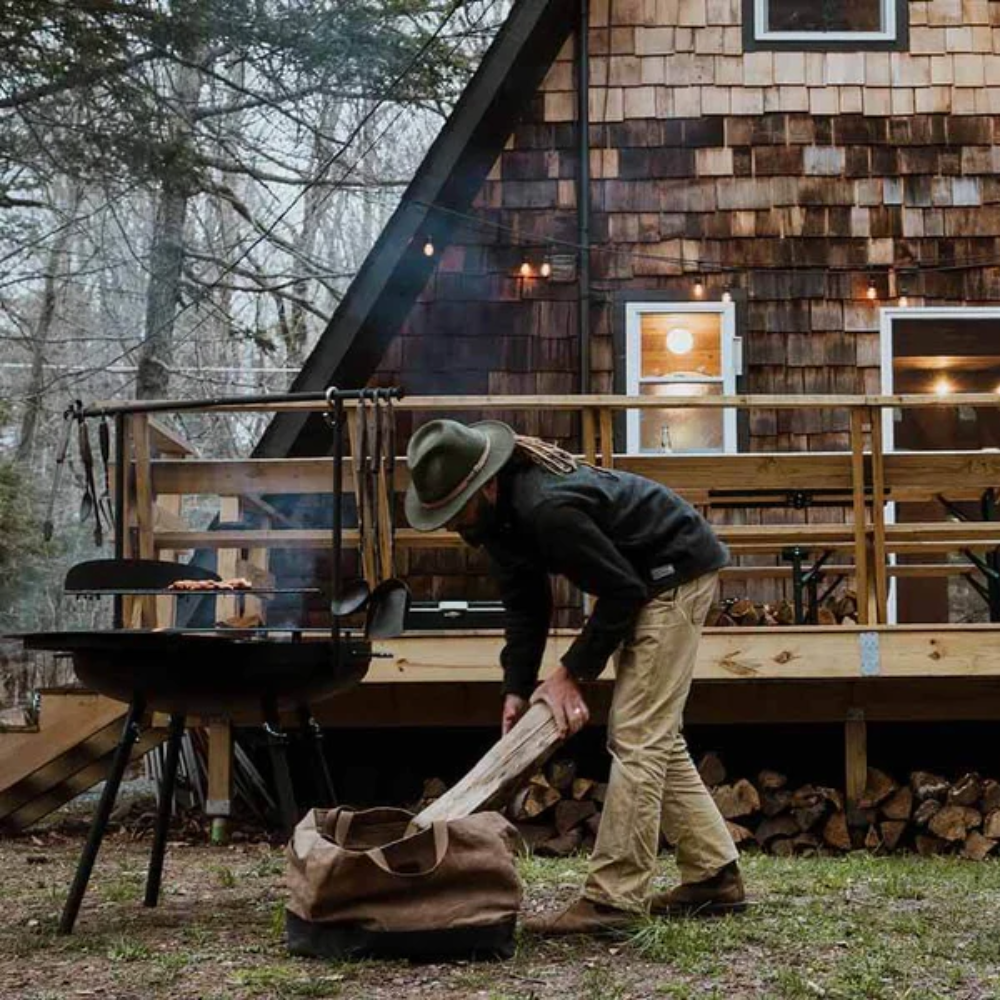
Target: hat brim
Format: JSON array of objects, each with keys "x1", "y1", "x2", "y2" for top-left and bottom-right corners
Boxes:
[{"x1": 405, "y1": 421, "x2": 517, "y2": 532}]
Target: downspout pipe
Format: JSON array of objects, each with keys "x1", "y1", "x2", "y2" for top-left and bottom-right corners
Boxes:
[{"x1": 576, "y1": 0, "x2": 591, "y2": 394}]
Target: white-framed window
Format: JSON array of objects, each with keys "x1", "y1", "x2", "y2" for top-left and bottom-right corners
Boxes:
[
  {"x1": 624, "y1": 302, "x2": 740, "y2": 455},
  {"x1": 753, "y1": 0, "x2": 898, "y2": 44}
]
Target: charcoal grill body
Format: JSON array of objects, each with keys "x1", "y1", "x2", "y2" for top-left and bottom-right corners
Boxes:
[{"x1": 15, "y1": 630, "x2": 371, "y2": 934}]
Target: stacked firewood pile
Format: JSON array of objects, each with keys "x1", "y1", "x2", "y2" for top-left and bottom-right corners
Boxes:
[
  {"x1": 416, "y1": 753, "x2": 1000, "y2": 860},
  {"x1": 706, "y1": 592, "x2": 858, "y2": 627}
]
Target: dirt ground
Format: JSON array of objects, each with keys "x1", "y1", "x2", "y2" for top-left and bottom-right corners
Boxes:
[{"x1": 3, "y1": 828, "x2": 1000, "y2": 1000}]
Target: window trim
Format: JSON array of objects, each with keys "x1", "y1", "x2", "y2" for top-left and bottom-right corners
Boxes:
[
  {"x1": 742, "y1": 0, "x2": 909, "y2": 51},
  {"x1": 624, "y1": 301, "x2": 739, "y2": 456}
]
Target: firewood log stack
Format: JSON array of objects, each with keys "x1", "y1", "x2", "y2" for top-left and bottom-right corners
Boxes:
[
  {"x1": 414, "y1": 755, "x2": 1000, "y2": 860},
  {"x1": 705, "y1": 591, "x2": 859, "y2": 627}
]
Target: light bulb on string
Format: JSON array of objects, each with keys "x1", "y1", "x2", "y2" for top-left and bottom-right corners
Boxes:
[
  {"x1": 899, "y1": 294, "x2": 909, "y2": 308},
  {"x1": 866, "y1": 276, "x2": 878, "y2": 301},
  {"x1": 422, "y1": 236, "x2": 435, "y2": 258},
  {"x1": 933, "y1": 376, "x2": 953, "y2": 396},
  {"x1": 519, "y1": 260, "x2": 532, "y2": 278},
  {"x1": 540, "y1": 258, "x2": 552, "y2": 279},
  {"x1": 722, "y1": 284, "x2": 733, "y2": 303},
  {"x1": 693, "y1": 275, "x2": 705, "y2": 299}
]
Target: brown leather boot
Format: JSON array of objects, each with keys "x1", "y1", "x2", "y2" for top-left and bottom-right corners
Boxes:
[
  {"x1": 522, "y1": 897, "x2": 640, "y2": 936},
  {"x1": 649, "y1": 861, "x2": 747, "y2": 917}
]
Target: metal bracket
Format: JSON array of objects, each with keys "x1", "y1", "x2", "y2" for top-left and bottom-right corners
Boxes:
[{"x1": 859, "y1": 632, "x2": 880, "y2": 677}]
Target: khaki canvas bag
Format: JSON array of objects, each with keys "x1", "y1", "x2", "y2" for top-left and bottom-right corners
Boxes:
[{"x1": 286, "y1": 806, "x2": 522, "y2": 960}]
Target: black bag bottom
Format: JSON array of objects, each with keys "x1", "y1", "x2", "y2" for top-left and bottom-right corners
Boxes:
[{"x1": 286, "y1": 909, "x2": 517, "y2": 962}]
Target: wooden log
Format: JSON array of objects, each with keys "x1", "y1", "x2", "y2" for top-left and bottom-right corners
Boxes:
[
  {"x1": 412, "y1": 702, "x2": 561, "y2": 827},
  {"x1": 509, "y1": 783, "x2": 561, "y2": 822},
  {"x1": 915, "y1": 833, "x2": 947, "y2": 857},
  {"x1": 793, "y1": 800, "x2": 828, "y2": 833},
  {"x1": 928, "y1": 804, "x2": 977, "y2": 842},
  {"x1": 755, "y1": 814, "x2": 799, "y2": 846},
  {"x1": 584, "y1": 812, "x2": 603, "y2": 839},
  {"x1": 793, "y1": 832, "x2": 821, "y2": 854},
  {"x1": 817, "y1": 786, "x2": 845, "y2": 812},
  {"x1": 864, "y1": 825, "x2": 882, "y2": 852},
  {"x1": 514, "y1": 823, "x2": 557, "y2": 853},
  {"x1": 422, "y1": 777, "x2": 448, "y2": 801},
  {"x1": 712, "y1": 779, "x2": 761, "y2": 820},
  {"x1": 962, "y1": 831, "x2": 997, "y2": 861},
  {"x1": 859, "y1": 768, "x2": 897, "y2": 809},
  {"x1": 911, "y1": 771, "x2": 950, "y2": 802},
  {"x1": 758, "y1": 769, "x2": 788, "y2": 791},
  {"x1": 880, "y1": 820, "x2": 907, "y2": 851},
  {"x1": 913, "y1": 799, "x2": 942, "y2": 827},
  {"x1": 948, "y1": 773, "x2": 982, "y2": 807},
  {"x1": 592, "y1": 782, "x2": 609, "y2": 805},
  {"x1": 697, "y1": 751, "x2": 727, "y2": 787},
  {"x1": 546, "y1": 758, "x2": 577, "y2": 794},
  {"x1": 762, "y1": 789, "x2": 793, "y2": 817},
  {"x1": 536, "y1": 827, "x2": 583, "y2": 858},
  {"x1": 571, "y1": 777, "x2": 597, "y2": 801},
  {"x1": 554, "y1": 799, "x2": 597, "y2": 836},
  {"x1": 725, "y1": 820, "x2": 755, "y2": 846},
  {"x1": 770, "y1": 838, "x2": 796, "y2": 858},
  {"x1": 983, "y1": 809, "x2": 1000, "y2": 839},
  {"x1": 980, "y1": 780, "x2": 1000, "y2": 814},
  {"x1": 816, "y1": 607, "x2": 838, "y2": 626},
  {"x1": 823, "y1": 811, "x2": 852, "y2": 851},
  {"x1": 881, "y1": 786, "x2": 913, "y2": 822}
]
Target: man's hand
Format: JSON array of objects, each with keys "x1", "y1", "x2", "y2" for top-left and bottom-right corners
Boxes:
[
  {"x1": 530, "y1": 664, "x2": 589, "y2": 738},
  {"x1": 502, "y1": 694, "x2": 529, "y2": 735}
]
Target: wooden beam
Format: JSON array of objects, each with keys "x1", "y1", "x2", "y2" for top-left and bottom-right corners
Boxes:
[
  {"x1": 869, "y1": 409, "x2": 889, "y2": 624},
  {"x1": 845, "y1": 714, "x2": 868, "y2": 811},
  {"x1": 132, "y1": 414, "x2": 157, "y2": 628},
  {"x1": 149, "y1": 417, "x2": 197, "y2": 457},
  {"x1": 206, "y1": 720, "x2": 232, "y2": 845},
  {"x1": 850, "y1": 408, "x2": 869, "y2": 625},
  {"x1": 599, "y1": 408, "x2": 614, "y2": 469}
]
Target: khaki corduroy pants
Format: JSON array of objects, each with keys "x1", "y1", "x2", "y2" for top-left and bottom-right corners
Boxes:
[{"x1": 583, "y1": 571, "x2": 738, "y2": 912}]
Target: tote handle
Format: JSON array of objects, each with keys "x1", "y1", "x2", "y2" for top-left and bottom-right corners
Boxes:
[{"x1": 367, "y1": 821, "x2": 449, "y2": 877}]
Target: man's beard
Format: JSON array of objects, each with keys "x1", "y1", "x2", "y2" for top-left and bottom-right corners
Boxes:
[{"x1": 456, "y1": 494, "x2": 498, "y2": 547}]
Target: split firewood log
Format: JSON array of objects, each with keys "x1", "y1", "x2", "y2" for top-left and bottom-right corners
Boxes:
[
  {"x1": 554, "y1": 799, "x2": 597, "y2": 837},
  {"x1": 714, "y1": 613, "x2": 737, "y2": 627},
  {"x1": 793, "y1": 800, "x2": 828, "y2": 833},
  {"x1": 980, "y1": 779, "x2": 1000, "y2": 813},
  {"x1": 817, "y1": 786, "x2": 845, "y2": 812},
  {"x1": 816, "y1": 607, "x2": 838, "y2": 626},
  {"x1": 775, "y1": 600, "x2": 796, "y2": 625},
  {"x1": 536, "y1": 827, "x2": 583, "y2": 858},
  {"x1": 584, "y1": 813, "x2": 602, "y2": 839},
  {"x1": 761, "y1": 609, "x2": 778, "y2": 626},
  {"x1": 696, "y1": 752, "x2": 727, "y2": 787},
  {"x1": 729, "y1": 599, "x2": 758, "y2": 625},
  {"x1": 948, "y1": 773, "x2": 982, "y2": 807},
  {"x1": 755, "y1": 815, "x2": 799, "y2": 847},
  {"x1": 725, "y1": 820, "x2": 755, "y2": 846},
  {"x1": 911, "y1": 771, "x2": 950, "y2": 802},
  {"x1": 571, "y1": 777, "x2": 597, "y2": 801},
  {"x1": 983, "y1": 809, "x2": 1000, "y2": 839},
  {"x1": 762, "y1": 789, "x2": 793, "y2": 817},
  {"x1": 823, "y1": 811, "x2": 852, "y2": 851},
  {"x1": 859, "y1": 768, "x2": 897, "y2": 809},
  {"x1": 927, "y1": 805, "x2": 980, "y2": 842},
  {"x1": 880, "y1": 820, "x2": 907, "y2": 851},
  {"x1": 758, "y1": 769, "x2": 788, "y2": 791},
  {"x1": 421, "y1": 777, "x2": 448, "y2": 801},
  {"x1": 913, "y1": 799, "x2": 942, "y2": 827},
  {"x1": 546, "y1": 759, "x2": 577, "y2": 794},
  {"x1": 704, "y1": 606, "x2": 725, "y2": 627},
  {"x1": 864, "y1": 825, "x2": 882, "y2": 852},
  {"x1": 961, "y1": 831, "x2": 997, "y2": 861},
  {"x1": 509, "y1": 783, "x2": 561, "y2": 822},
  {"x1": 915, "y1": 833, "x2": 947, "y2": 857},
  {"x1": 880, "y1": 786, "x2": 913, "y2": 822},
  {"x1": 592, "y1": 782, "x2": 609, "y2": 805},
  {"x1": 712, "y1": 779, "x2": 761, "y2": 820},
  {"x1": 514, "y1": 823, "x2": 558, "y2": 853},
  {"x1": 846, "y1": 805, "x2": 877, "y2": 830},
  {"x1": 793, "y1": 832, "x2": 821, "y2": 854},
  {"x1": 770, "y1": 838, "x2": 796, "y2": 857}
]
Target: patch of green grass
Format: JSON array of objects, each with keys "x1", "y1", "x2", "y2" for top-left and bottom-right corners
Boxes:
[
  {"x1": 229, "y1": 964, "x2": 346, "y2": 998},
  {"x1": 99, "y1": 870, "x2": 145, "y2": 903},
  {"x1": 580, "y1": 964, "x2": 627, "y2": 1000},
  {"x1": 106, "y1": 936, "x2": 152, "y2": 962},
  {"x1": 517, "y1": 854, "x2": 584, "y2": 890},
  {"x1": 214, "y1": 865, "x2": 237, "y2": 888}
]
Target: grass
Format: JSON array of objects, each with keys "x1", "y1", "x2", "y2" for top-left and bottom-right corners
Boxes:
[{"x1": 3, "y1": 838, "x2": 1000, "y2": 999}]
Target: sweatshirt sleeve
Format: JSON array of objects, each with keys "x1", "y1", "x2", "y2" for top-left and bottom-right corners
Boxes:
[
  {"x1": 533, "y1": 503, "x2": 649, "y2": 682},
  {"x1": 488, "y1": 549, "x2": 553, "y2": 699}
]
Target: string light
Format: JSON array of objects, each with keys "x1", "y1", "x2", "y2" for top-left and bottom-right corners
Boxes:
[
  {"x1": 722, "y1": 284, "x2": 733, "y2": 303},
  {"x1": 519, "y1": 260, "x2": 532, "y2": 278},
  {"x1": 899, "y1": 294, "x2": 910, "y2": 308},
  {"x1": 933, "y1": 376, "x2": 953, "y2": 396},
  {"x1": 540, "y1": 258, "x2": 552, "y2": 279},
  {"x1": 422, "y1": 236, "x2": 435, "y2": 257},
  {"x1": 866, "y1": 276, "x2": 878, "y2": 301},
  {"x1": 693, "y1": 275, "x2": 705, "y2": 298}
]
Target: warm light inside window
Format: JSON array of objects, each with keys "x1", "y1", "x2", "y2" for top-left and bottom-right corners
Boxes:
[
  {"x1": 666, "y1": 327, "x2": 694, "y2": 355},
  {"x1": 933, "y1": 376, "x2": 953, "y2": 396}
]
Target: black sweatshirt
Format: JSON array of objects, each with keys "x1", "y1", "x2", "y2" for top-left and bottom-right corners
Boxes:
[{"x1": 462, "y1": 461, "x2": 729, "y2": 699}]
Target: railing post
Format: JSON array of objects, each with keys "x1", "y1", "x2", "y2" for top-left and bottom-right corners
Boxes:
[
  {"x1": 849, "y1": 407, "x2": 870, "y2": 625},
  {"x1": 868, "y1": 405, "x2": 889, "y2": 624}
]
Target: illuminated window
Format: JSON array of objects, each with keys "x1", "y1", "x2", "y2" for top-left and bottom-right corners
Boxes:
[{"x1": 625, "y1": 303, "x2": 739, "y2": 455}]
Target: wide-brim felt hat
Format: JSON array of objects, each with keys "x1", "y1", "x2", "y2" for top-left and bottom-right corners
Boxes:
[{"x1": 405, "y1": 419, "x2": 517, "y2": 532}]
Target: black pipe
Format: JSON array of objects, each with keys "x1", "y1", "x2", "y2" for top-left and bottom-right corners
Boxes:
[
  {"x1": 81, "y1": 386, "x2": 403, "y2": 419},
  {"x1": 576, "y1": 0, "x2": 591, "y2": 394},
  {"x1": 144, "y1": 712, "x2": 185, "y2": 907},
  {"x1": 113, "y1": 414, "x2": 126, "y2": 629}
]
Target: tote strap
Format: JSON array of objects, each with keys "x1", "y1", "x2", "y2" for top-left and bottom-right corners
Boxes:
[
  {"x1": 321, "y1": 805, "x2": 412, "y2": 844},
  {"x1": 367, "y1": 821, "x2": 449, "y2": 877}
]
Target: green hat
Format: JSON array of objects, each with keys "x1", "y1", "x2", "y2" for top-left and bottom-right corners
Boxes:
[{"x1": 405, "y1": 419, "x2": 516, "y2": 532}]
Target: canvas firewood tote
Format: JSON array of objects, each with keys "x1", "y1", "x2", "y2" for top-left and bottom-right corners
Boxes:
[{"x1": 286, "y1": 806, "x2": 522, "y2": 960}]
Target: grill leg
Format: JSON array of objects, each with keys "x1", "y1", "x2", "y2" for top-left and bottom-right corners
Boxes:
[
  {"x1": 298, "y1": 705, "x2": 337, "y2": 808},
  {"x1": 263, "y1": 699, "x2": 298, "y2": 838},
  {"x1": 60, "y1": 694, "x2": 146, "y2": 935},
  {"x1": 144, "y1": 712, "x2": 185, "y2": 908}
]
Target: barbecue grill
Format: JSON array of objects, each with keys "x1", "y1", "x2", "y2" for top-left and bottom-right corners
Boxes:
[{"x1": 9, "y1": 386, "x2": 400, "y2": 934}]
